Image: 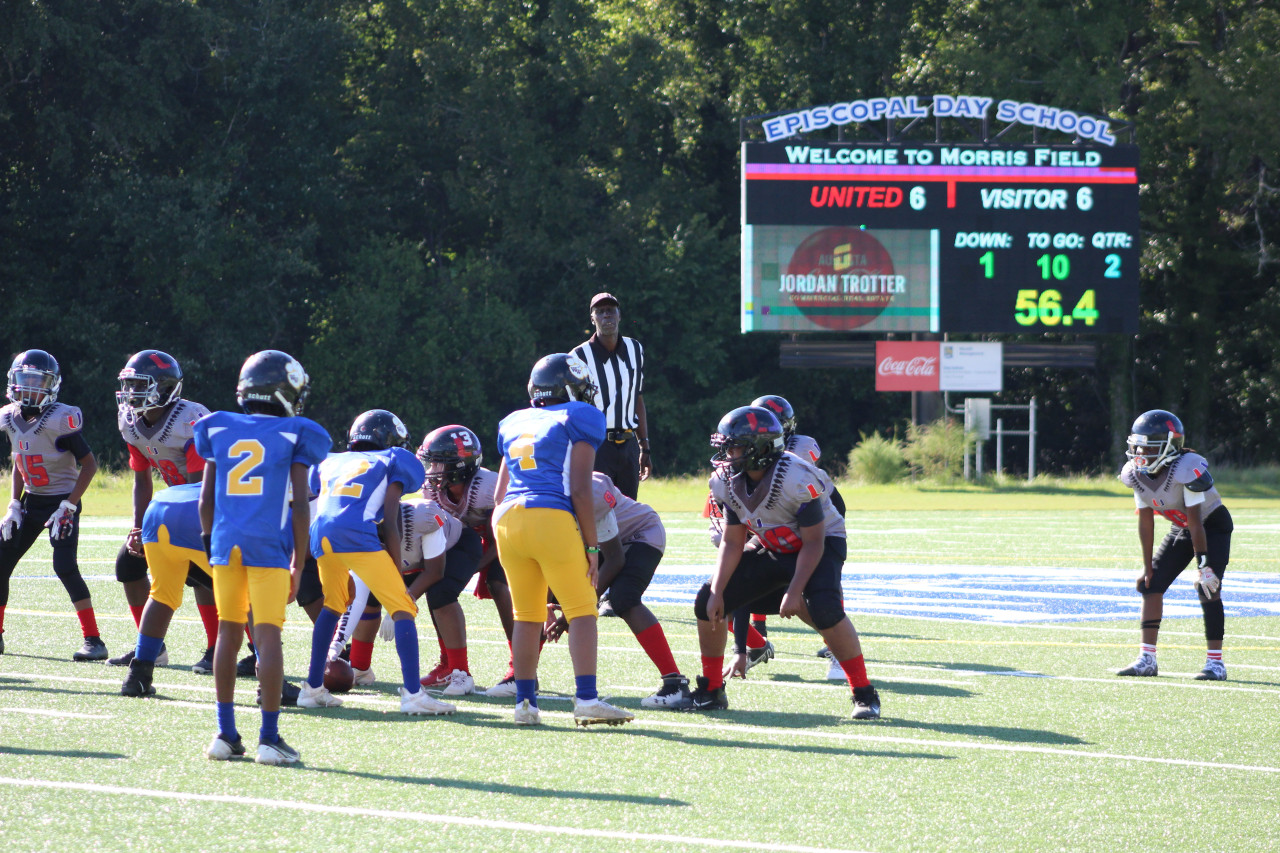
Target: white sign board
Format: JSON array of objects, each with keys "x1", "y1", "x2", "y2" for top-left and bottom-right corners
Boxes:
[{"x1": 940, "y1": 342, "x2": 1003, "y2": 392}]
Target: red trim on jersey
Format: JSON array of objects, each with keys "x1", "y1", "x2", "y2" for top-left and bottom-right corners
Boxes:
[
  {"x1": 806, "y1": 483, "x2": 820, "y2": 500},
  {"x1": 126, "y1": 444, "x2": 151, "y2": 473},
  {"x1": 184, "y1": 442, "x2": 206, "y2": 475}
]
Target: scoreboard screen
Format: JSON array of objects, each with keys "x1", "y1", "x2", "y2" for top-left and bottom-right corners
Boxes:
[{"x1": 741, "y1": 141, "x2": 1139, "y2": 334}]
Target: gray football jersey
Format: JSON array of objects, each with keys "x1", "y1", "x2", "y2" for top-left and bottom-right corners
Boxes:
[
  {"x1": 591, "y1": 472, "x2": 665, "y2": 550},
  {"x1": 118, "y1": 399, "x2": 210, "y2": 486},
  {"x1": 1119, "y1": 451, "x2": 1223, "y2": 528},
  {"x1": 425, "y1": 466, "x2": 498, "y2": 530},
  {"x1": 786, "y1": 433, "x2": 822, "y2": 465},
  {"x1": 397, "y1": 499, "x2": 464, "y2": 571},
  {"x1": 706, "y1": 467, "x2": 730, "y2": 548},
  {"x1": 710, "y1": 452, "x2": 845, "y2": 553},
  {"x1": 1, "y1": 402, "x2": 88, "y2": 495}
]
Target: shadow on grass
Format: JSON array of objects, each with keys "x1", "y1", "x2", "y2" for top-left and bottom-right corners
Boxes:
[
  {"x1": 0, "y1": 746, "x2": 128, "y2": 760},
  {"x1": 884, "y1": 660, "x2": 1033, "y2": 674},
  {"x1": 760, "y1": 672, "x2": 974, "y2": 698},
  {"x1": 867, "y1": 718, "x2": 1085, "y2": 745},
  {"x1": 621, "y1": 726, "x2": 952, "y2": 761}
]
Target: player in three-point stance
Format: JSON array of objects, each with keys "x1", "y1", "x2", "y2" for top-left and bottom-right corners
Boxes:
[
  {"x1": 110, "y1": 349, "x2": 221, "y2": 673},
  {"x1": 196, "y1": 350, "x2": 331, "y2": 765},
  {"x1": 1117, "y1": 409, "x2": 1232, "y2": 681},
  {"x1": 692, "y1": 405, "x2": 880, "y2": 720},
  {"x1": 0, "y1": 349, "x2": 106, "y2": 660},
  {"x1": 299, "y1": 409, "x2": 456, "y2": 716},
  {"x1": 493, "y1": 353, "x2": 634, "y2": 727}
]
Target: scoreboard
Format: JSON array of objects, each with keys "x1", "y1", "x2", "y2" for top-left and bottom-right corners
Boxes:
[{"x1": 740, "y1": 141, "x2": 1139, "y2": 334}]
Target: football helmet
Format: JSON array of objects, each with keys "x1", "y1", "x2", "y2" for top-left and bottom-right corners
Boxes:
[
  {"x1": 1126, "y1": 409, "x2": 1185, "y2": 474},
  {"x1": 117, "y1": 350, "x2": 184, "y2": 419},
  {"x1": 236, "y1": 350, "x2": 310, "y2": 417},
  {"x1": 710, "y1": 406, "x2": 785, "y2": 474},
  {"x1": 528, "y1": 353, "x2": 597, "y2": 407},
  {"x1": 347, "y1": 409, "x2": 410, "y2": 451},
  {"x1": 7, "y1": 349, "x2": 61, "y2": 411},
  {"x1": 750, "y1": 395, "x2": 797, "y2": 439},
  {"x1": 418, "y1": 425, "x2": 483, "y2": 488}
]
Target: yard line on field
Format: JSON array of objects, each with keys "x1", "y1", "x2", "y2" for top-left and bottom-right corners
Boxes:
[
  {"x1": 0, "y1": 707, "x2": 112, "y2": 720},
  {"x1": 0, "y1": 777, "x2": 877, "y2": 853}
]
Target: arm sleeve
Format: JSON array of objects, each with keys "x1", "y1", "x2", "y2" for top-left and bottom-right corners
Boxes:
[
  {"x1": 796, "y1": 500, "x2": 825, "y2": 528},
  {"x1": 55, "y1": 431, "x2": 92, "y2": 460},
  {"x1": 724, "y1": 504, "x2": 742, "y2": 526}
]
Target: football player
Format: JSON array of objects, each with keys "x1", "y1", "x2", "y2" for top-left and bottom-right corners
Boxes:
[
  {"x1": 546, "y1": 472, "x2": 692, "y2": 709},
  {"x1": 417, "y1": 424, "x2": 518, "y2": 694},
  {"x1": 300, "y1": 409, "x2": 455, "y2": 715},
  {"x1": 195, "y1": 350, "x2": 331, "y2": 765},
  {"x1": 493, "y1": 353, "x2": 633, "y2": 726},
  {"x1": 691, "y1": 405, "x2": 881, "y2": 720},
  {"x1": 110, "y1": 350, "x2": 221, "y2": 673},
  {"x1": 1117, "y1": 410, "x2": 1233, "y2": 681},
  {"x1": 0, "y1": 349, "x2": 107, "y2": 660}
]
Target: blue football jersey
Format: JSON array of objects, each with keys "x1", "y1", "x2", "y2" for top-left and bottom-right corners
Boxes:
[
  {"x1": 309, "y1": 447, "x2": 425, "y2": 555},
  {"x1": 193, "y1": 411, "x2": 331, "y2": 568},
  {"x1": 496, "y1": 401, "x2": 605, "y2": 513},
  {"x1": 141, "y1": 481, "x2": 203, "y2": 551}
]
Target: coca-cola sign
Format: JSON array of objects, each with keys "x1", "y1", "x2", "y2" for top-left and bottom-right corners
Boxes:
[{"x1": 875, "y1": 342, "x2": 941, "y2": 391}]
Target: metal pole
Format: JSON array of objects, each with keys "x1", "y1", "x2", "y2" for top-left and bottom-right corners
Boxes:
[
  {"x1": 964, "y1": 442, "x2": 971, "y2": 481},
  {"x1": 976, "y1": 439, "x2": 983, "y2": 479},
  {"x1": 1028, "y1": 396, "x2": 1037, "y2": 482},
  {"x1": 996, "y1": 418, "x2": 1004, "y2": 473}
]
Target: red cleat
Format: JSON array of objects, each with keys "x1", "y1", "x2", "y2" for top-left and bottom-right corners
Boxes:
[{"x1": 419, "y1": 661, "x2": 452, "y2": 689}]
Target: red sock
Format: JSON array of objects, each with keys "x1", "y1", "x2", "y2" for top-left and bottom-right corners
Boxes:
[
  {"x1": 129, "y1": 604, "x2": 144, "y2": 628},
  {"x1": 701, "y1": 655, "x2": 725, "y2": 691},
  {"x1": 350, "y1": 639, "x2": 374, "y2": 671},
  {"x1": 839, "y1": 654, "x2": 870, "y2": 689},
  {"x1": 76, "y1": 607, "x2": 99, "y2": 638},
  {"x1": 0, "y1": 605, "x2": 6, "y2": 633},
  {"x1": 445, "y1": 647, "x2": 470, "y2": 674},
  {"x1": 745, "y1": 624, "x2": 767, "y2": 650},
  {"x1": 198, "y1": 604, "x2": 219, "y2": 647},
  {"x1": 244, "y1": 625, "x2": 254, "y2": 644},
  {"x1": 635, "y1": 623, "x2": 679, "y2": 677},
  {"x1": 751, "y1": 613, "x2": 768, "y2": 624}
]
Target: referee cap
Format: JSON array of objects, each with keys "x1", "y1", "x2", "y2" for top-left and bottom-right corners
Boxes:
[{"x1": 590, "y1": 292, "x2": 620, "y2": 309}]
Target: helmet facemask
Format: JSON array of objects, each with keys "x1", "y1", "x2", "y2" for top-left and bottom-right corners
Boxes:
[
  {"x1": 7, "y1": 367, "x2": 60, "y2": 411},
  {"x1": 1126, "y1": 432, "x2": 1182, "y2": 475}
]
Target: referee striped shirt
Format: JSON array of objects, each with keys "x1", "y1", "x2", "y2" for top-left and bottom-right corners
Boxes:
[{"x1": 572, "y1": 336, "x2": 644, "y2": 431}]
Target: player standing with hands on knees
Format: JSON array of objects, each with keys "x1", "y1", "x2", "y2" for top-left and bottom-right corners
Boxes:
[
  {"x1": 1117, "y1": 409, "x2": 1233, "y2": 681},
  {"x1": 493, "y1": 353, "x2": 634, "y2": 727}
]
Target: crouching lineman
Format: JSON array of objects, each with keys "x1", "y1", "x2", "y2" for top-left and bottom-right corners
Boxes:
[
  {"x1": 301, "y1": 409, "x2": 455, "y2": 715},
  {"x1": 1117, "y1": 409, "x2": 1233, "y2": 681},
  {"x1": 692, "y1": 405, "x2": 881, "y2": 720}
]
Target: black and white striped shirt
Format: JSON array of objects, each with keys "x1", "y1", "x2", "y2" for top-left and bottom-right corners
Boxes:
[{"x1": 572, "y1": 336, "x2": 644, "y2": 431}]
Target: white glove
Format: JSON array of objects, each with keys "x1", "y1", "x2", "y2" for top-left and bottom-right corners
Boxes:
[
  {"x1": 378, "y1": 612, "x2": 396, "y2": 642},
  {"x1": 1, "y1": 499, "x2": 22, "y2": 541},
  {"x1": 1197, "y1": 562, "x2": 1221, "y2": 599},
  {"x1": 44, "y1": 500, "x2": 78, "y2": 541}
]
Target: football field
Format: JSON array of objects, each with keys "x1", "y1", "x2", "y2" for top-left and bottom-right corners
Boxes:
[{"x1": 3, "y1": 503, "x2": 1280, "y2": 852}]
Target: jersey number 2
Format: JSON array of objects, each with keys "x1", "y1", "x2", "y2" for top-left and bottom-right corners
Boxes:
[{"x1": 226, "y1": 440, "x2": 265, "y2": 496}]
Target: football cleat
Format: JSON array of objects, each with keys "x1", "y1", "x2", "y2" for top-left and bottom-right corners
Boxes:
[
  {"x1": 120, "y1": 659, "x2": 156, "y2": 697},
  {"x1": 352, "y1": 666, "x2": 376, "y2": 686},
  {"x1": 401, "y1": 686, "x2": 457, "y2": 715},
  {"x1": 205, "y1": 733, "x2": 246, "y2": 761},
  {"x1": 852, "y1": 685, "x2": 882, "y2": 720},
  {"x1": 236, "y1": 652, "x2": 258, "y2": 677},
  {"x1": 0, "y1": 634, "x2": 5, "y2": 655},
  {"x1": 1117, "y1": 654, "x2": 1158, "y2": 677},
  {"x1": 745, "y1": 640, "x2": 775, "y2": 671},
  {"x1": 258, "y1": 680, "x2": 303, "y2": 707},
  {"x1": 514, "y1": 698, "x2": 541, "y2": 726},
  {"x1": 486, "y1": 673, "x2": 527, "y2": 698},
  {"x1": 110, "y1": 645, "x2": 169, "y2": 667},
  {"x1": 827, "y1": 654, "x2": 846, "y2": 681},
  {"x1": 689, "y1": 675, "x2": 728, "y2": 711},
  {"x1": 441, "y1": 669, "x2": 476, "y2": 696},
  {"x1": 297, "y1": 682, "x2": 343, "y2": 708},
  {"x1": 597, "y1": 594, "x2": 616, "y2": 618},
  {"x1": 73, "y1": 636, "x2": 108, "y2": 662},
  {"x1": 572, "y1": 697, "x2": 635, "y2": 727},
  {"x1": 419, "y1": 661, "x2": 452, "y2": 689},
  {"x1": 1194, "y1": 660, "x2": 1227, "y2": 681},
  {"x1": 816, "y1": 645, "x2": 830, "y2": 658},
  {"x1": 191, "y1": 646, "x2": 215, "y2": 675},
  {"x1": 642, "y1": 674, "x2": 694, "y2": 710},
  {"x1": 255, "y1": 736, "x2": 300, "y2": 765}
]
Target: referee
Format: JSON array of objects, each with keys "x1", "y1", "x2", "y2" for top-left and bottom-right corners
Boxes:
[{"x1": 572, "y1": 292, "x2": 651, "y2": 498}]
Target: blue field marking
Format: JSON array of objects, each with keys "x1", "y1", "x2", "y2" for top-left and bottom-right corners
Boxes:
[{"x1": 643, "y1": 564, "x2": 1280, "y2": 623}]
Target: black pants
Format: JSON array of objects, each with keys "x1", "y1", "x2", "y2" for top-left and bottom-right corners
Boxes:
[
  {"x1": 594, "y1": 434, "x2": 641, "y2": 499},
  {"x1": 0, "y1": 492, "x2": 91, "y2": 609},
  {"x1": 694, "y1": 537, "x2": 847, "y2": 631},
  {"x1": 1147, "y1": 506, "x2": 1233, "y2": 594}
]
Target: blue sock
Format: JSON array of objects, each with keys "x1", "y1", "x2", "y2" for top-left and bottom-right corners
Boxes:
[
  {"x1": 216, "y1": 701, "x2": 238, "y2": 741},
  {"x1": 135, "y1": 633, "x2": 164, "y2": 663},
  {"x1": 515, "y1": 679, "x2": 538, "y2": 706},
  {"x1": 308, "y1": 608, "x2": 341, "y2": 688},
  {"x1": 393, "y1": 618, "x2": 420, "y2": 694},
  {"x1": 260, "y1": 709, "x2": 280, "y2": 744},
  {"x1": 575, "y1": 674, "x2": 598, "y2": 701}
]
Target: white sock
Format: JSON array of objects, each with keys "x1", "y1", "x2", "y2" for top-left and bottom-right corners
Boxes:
[{"x1": 1140, "y1": 643, "x2": 1157, "y2": 658}]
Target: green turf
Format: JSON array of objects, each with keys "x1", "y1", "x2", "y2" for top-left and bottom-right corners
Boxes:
[{"x1": 1, "y1": 497, "x2": 1278, "y2": 852}]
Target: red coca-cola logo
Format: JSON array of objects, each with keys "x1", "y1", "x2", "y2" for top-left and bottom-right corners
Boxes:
[
  {"x1": 875, "y1": 342, "x2": 940, "y2": 391},
  {"x1": 877, "y1": 355, "x2": 938, "y2": 377}
]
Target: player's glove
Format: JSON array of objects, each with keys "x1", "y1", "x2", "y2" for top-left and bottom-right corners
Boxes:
[
  {"x1": 378, "y1": 612, "x2": 396, "y2": 642},
  {"x1": 44, "y1": 500, "x2": 77, "y2": 541},
  {"x1": 1195, "y1": 554, "x2": 1220, "y2": 599},
  {"x1": 1, "y1": 499, "x2": 22, "y2": 541}
]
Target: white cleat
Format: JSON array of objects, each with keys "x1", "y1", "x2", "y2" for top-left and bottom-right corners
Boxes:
[
  {"x1": 441, "y1": 669, "x2": 476, "y2": 696},
  {"x1": 352, "y1": 666, "x2": 376, "y2": 686},
  {"x1": 1117, "y1": 653, "x2": 1158, "y2": 677},
  {"x1": 513, "y1": 698, "x2": 541, "y2": 726},
  {"x1": 297, "y1": 681, "x2": 343, "y2": 708},
  {"x1": 485, "y1": 674, "x2": 519, "y2": 698},
  {"x1": 572, "y1": 696, "x2": 635, "y2": 727},
  {"x1": 204, "y1": 733, "x2": 245, "y2": 761},
  {"x1": 255, "y1": 736, "x2": 300, "y2": 765},
  {"x1": 1194, "y1": 660, "x2": 1227, "y2": 681},
  {"x1": 400, "y1": 686, "x2": 456, "y2": 715},
  {"x1": 826, "y1": 654, "x2": 846, "y2": 681}
]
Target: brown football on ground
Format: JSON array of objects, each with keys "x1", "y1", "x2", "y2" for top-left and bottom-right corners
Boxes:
[{"x1": 324, "y1": 657, "x2": 355, "y2": 693}]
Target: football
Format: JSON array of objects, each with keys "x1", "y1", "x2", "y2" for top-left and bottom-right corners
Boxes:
[{"x1": 323, "y1": 657, "x2": 355, "y2": 693}]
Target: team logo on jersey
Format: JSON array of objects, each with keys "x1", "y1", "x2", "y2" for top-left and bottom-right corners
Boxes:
[
  {"x1": 806, "y1": 483, "x2": 820, "y2": 500},
  {"x1": 67, "y1": 412, "x2": 81, "y2": 430},
  {"x1": 17, "y1": 440, "x2": 29, "y2": 452},
  {"x1": 604, "y1": 490, "x2": 617, "y2": 508}
]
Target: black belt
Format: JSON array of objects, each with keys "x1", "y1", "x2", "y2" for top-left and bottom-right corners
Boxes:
[{"x1": 606, "y1": 429, "x2": 634, "y2": 443}]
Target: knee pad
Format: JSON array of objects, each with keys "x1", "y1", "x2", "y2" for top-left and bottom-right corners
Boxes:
[
  {"x1": 693, "y1": 583, "x2": 712, "y2": 621},
  {"x1": 1201, "y1": 597, "x2": 1225, "y2": 641},
  {"x1": 115, "y1": 546, "x2": 149, "y2": 584},
  {"x1": 805, "y1": 593, "x2": 846, "y2": 631}
]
